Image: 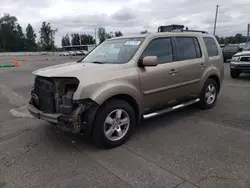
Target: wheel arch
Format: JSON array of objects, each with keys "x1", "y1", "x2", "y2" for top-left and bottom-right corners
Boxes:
[
  {"x1": 97, "y1": 94, "x2": 141, "y2": 126},
  {"x1": 201, "y1": 67, "x2": 221, "y2": 93},
  {"x1": 208, "y1": 75, "x2": 220, "y2": 93}
]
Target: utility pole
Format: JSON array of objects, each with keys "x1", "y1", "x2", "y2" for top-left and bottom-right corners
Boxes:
[
  {"x1": 213, "y1": 5, "x2": 219, "y2": 35},
  {"x1": 94, "y1": 28, "x2": 97, "y2": 45},
  {"x1": 247, "y1": 24, "x2": 250, "y2": 42}
]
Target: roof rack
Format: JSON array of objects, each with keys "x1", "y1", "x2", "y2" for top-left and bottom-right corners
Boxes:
[{"x1": 158, "y1": 24, "x2": 208, "y2": 34}]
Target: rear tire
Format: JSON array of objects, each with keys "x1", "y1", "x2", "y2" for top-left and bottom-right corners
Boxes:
[
  {"x1": 198, "y1": 79, "x2": 218, "y2": 109},
  {"x1": 92, "y1": 99, "x2": 136, "y2": 148},
  {"x1": 230, "y1": 70, "x2": 240, "y2": 78}
]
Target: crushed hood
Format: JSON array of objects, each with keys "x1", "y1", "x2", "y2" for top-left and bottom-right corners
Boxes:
[{"x1": 33, "y1": 61, "x2": 121, "y2": 78}]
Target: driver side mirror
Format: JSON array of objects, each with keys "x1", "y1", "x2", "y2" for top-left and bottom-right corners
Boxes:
[{"x1": 139, "y1": 56, "x2": 158, "y2": 67}]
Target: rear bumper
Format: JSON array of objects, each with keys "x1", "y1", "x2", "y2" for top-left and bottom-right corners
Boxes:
[{"x1": 27, "y1": 104, "x2": 70, "y2": 124}]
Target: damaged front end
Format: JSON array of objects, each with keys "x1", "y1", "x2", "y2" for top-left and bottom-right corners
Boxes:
[{"x1": 28, "y1": 76, "x2": 98, "y2": 134}]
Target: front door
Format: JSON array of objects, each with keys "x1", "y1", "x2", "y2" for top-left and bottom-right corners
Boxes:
[{"x1": 137, "y1": 37, "x2": 181, "y2": 113}]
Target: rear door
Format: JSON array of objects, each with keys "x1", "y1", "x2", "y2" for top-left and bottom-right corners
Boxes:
[
  {"x1": 171, "y1": 36, "x2": 206, "y2": 100},
  {"x1": 203, "y1": 37, "x2": 223, "y2": 79}
]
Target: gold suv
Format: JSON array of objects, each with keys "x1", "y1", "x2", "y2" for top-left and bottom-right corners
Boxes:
[{"x1": 28, "y1": 29, "x2": 224, "y2": 148}]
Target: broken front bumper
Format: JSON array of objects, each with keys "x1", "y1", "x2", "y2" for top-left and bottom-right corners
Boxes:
[
  {"x1": 27, "y1": 100, "x2": 99, "y2": 134},
  {"x1": 27, "y1": 104, "x2": 70, "y2": 124}
]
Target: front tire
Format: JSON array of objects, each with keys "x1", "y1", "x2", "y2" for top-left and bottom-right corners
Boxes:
[
  {"x1": 198, "y1": 79, "x2": 218, "y2": 109},
  {"x1": 92, "y1": 99, "x2": 135, "y2": 148},
  {"x1": 230, "y1": 70, "x2": 240, "y2": 78}
]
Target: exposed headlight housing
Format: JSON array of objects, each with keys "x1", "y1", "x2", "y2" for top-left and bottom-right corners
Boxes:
[{"x1": 231, "y1": 56, "x2": 240, "y2": 62}]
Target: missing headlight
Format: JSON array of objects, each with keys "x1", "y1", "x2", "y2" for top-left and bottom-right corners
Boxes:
[{"x1": 53, "y1": 77, "x2": 79, "y2": 114}]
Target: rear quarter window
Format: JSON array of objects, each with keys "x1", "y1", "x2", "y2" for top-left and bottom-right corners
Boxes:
[{"x1": 203, "y1": 37, "x2": 219, "y2": 57}]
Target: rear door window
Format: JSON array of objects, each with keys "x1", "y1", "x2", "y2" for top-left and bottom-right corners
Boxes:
[
  {"x1": 175, "y1": 37, "x2": 201, "y2": 61},
  {"x1": 203, "y1": 37, "x2": 219, "y2": 57}
]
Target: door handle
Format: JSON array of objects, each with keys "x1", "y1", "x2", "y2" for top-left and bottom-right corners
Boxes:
[
  {"x1": 169, "y1": 69, "x2": 179, "y2": 74},
  {"x1": 200, "y1": 63, "x2": 205, "y2": 68}
]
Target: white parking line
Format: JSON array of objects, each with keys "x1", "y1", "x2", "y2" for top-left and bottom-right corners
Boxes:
[
  {"x1": 9, "y1": 106, "x2": 34, "y2": 119},
  {"x1": 227, "y1": 84, "x2": 250, "y2": 88},
  {"x1": 0, "y1": 84, "x2": 27, "y2": 106}
]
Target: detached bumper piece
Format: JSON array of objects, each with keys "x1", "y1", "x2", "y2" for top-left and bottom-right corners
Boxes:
[
  {"x1": 27, "y1": 104, "x2": 69, "y2": 124},
  {"x1": 28, "y1": 100, "x2": 99, "y2": 134}
]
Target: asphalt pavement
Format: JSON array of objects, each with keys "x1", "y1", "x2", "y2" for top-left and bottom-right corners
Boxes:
[{"x1": 1, "y1": 56, "x2": 250, "y2": 188}]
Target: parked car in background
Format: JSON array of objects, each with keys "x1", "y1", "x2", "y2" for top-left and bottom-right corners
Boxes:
[
  {"x1": 223, "y1": 44, "x2": 243, "y2": 62},
  {"x1": 76, "y1": 51, "x2": 83, "y2": 56},
  {"x1": 41, "y1": 52, "x2": 48, "y2": 55},
  {"x1": 60, "y1": 52, "x2": 69, "y2": 56},
  {"x1": 28, "y1": 27, "x2": 224, "y2": 148},
  {"x1": 81, "y1": 50, "x2": 89, "y2": 55},
  {"x1": 230, "y1": 50, "x2": 250, "y2": 78},
  {"x1": 69, "y1": 51, "x2": 76, "y2": 56}
]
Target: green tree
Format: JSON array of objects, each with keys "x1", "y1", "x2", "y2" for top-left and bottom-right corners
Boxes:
[
  {"x1": 115, "y1": 31, "x2": 123, "y2": 37},
  {"x1": 64, "y1": 34, "x2": 71, "y2": 46},
  {"x1": 61, "y1": 36, "x2": 66, "y2": 47},
  {"x1": 61, "y1": 34, "x2": 71, "y2": 47},
  {"x1": 80, "y1": 34, "x2": 95, "y2": 45},
  {"x1": 219, "y1": 37, "x2": 225, "y2": 44},
  {"x1": 234, "y1": 33, "x2": 247, "y2": 43},
  {"x1": 39, "y1": 21, "x2": 57, "y2": 51},
  {"x1": 16, "y1": 24, "x2": 26, "y2": 51},
  {"x1": 71, "y1": 33, "x2": 80, "y2": 45},
  {"x1": 0, "y1": 13, "x2": 18, "y2": 51},
  {"x1": 37, "y1": 41, "x2": 43, "y2": 51},
  {"x1": 105, "y1": 32, "x2": 114, "y2": 39},
  {"x1": 98, "y1": 27, "x2": 106, "y2": 43},
  {"x1": 25, "y1": 23, "x2": 37, "y2": 51}
]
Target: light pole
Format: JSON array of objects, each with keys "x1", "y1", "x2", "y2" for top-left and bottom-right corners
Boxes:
[
  {"x1": 94, "y1": 28, "x2": 97, "y2": 45},
  {"x1": 247, "y1": 24, "x2": 250, "y2": 42},
  {"x1": 213, "y1": 5, "x2": 219, "y2": 35}
]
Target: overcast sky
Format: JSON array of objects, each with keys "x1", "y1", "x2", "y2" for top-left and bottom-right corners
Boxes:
[{"x1": 1, "y1": 0, "x2": 250, "y2": 46}]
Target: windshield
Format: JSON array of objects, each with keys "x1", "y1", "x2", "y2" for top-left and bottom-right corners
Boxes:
[
  {"x1": 223, "y1": 46, "x2": 238, "y2": 51},
  {"x1": 82, "y1": 38, "x2": 144, "y2": 64}
]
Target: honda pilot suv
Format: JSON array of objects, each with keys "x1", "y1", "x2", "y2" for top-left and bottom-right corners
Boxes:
[{"x1": 28, "y1": 27, "x2": 224, "y2": 148}]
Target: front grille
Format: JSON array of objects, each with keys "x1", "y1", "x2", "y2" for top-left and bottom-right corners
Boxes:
[
  {"x1": 237, "y1": 65, "x2": 250, "y2": 69},
  {"x1": 32, "y1": 76, "x2": 55, "y2": 113},
  {"x1": 240, "y1": 57, "x2": 250, "y2": 62}
]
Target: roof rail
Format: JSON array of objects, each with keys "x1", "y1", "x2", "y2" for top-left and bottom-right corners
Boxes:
[{"x1": 182, "y1": 29, "x2": 208, "y2": 34}]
